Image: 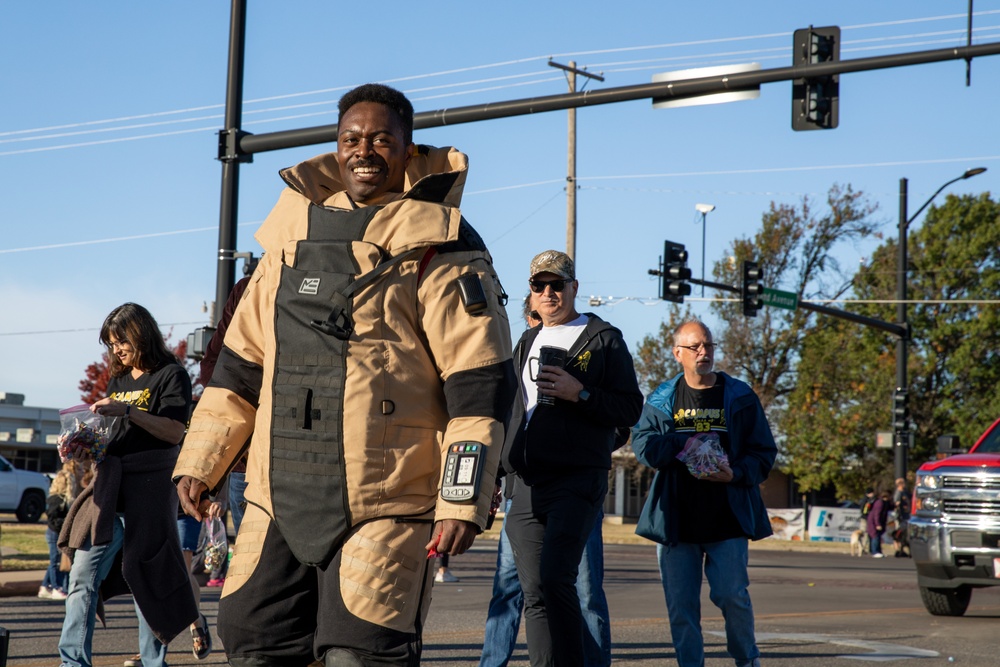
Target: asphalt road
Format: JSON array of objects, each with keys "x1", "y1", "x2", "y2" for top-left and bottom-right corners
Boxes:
[{"x1": 4, "y1": 540, "x2": 999, "y2": 666}]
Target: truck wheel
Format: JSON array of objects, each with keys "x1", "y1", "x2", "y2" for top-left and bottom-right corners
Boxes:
[
  {"x1": 15, "y1": 490, "x2": 45, "y2": 523},
  {"x1": 919, "y1": 584, "x2": 972, "y2": 616}
]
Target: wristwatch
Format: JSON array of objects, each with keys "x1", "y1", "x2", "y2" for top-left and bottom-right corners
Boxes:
[{"x1": 578, "y1": 388, "x2": 592, "y2": 403}]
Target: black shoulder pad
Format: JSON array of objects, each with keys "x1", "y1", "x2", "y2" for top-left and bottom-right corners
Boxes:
[{"x1": 437, "y1": 218, "x2": 487, "y2": 254}]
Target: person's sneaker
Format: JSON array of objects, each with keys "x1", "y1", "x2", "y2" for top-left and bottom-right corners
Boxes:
[
  {"x1": 206, "y1": 578, "x2": 225, "y2": 587},
  {"x1": 37, "y1": 586, "x2": 52, "y2": 599},
  {"x1": 434, "y1": 570, "x2": 459, "y2": 583},
  {"x1": 50, "y1": 588, "x2": 69, "y2": 600},
  {"x1": 123, "y1": 654, "x2": 142, "y2": 667},
  {"x1": 872, "y1": 552, "x2": 885, "y2": 558}
]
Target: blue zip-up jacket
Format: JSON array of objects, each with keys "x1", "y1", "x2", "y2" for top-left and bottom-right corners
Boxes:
[{"x1": 632, "y1": 372, "x2": 776, "y2": 545}]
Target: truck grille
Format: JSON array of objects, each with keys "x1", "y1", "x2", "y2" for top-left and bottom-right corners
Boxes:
[
  {"x1": 943, "y1": 498, "x2": 1000, "y2": 515},
  {"x1": 942, "y1": 475, "x2": 1000, "y2": 491}
]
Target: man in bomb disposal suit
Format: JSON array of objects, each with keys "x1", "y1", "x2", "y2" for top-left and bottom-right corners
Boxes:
[{"x1": 174, "y1": 84, "x2": 515, "y2": 667}]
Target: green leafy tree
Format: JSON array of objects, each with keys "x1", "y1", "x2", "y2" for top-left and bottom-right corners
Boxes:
[{"x1": 786, "y1": 191, "x2": 1000, "y2": 499}]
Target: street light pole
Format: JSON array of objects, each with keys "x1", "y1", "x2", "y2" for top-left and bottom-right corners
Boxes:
[
  {"x1": 894, "y1": 167, "x2": 987, "y2": 480},
  {"x1": 896, "y1": 178, "x2": 910, "y2": 481},
  {"x1": 695, "y1": 203, "x2": 715, "y2": 297}
]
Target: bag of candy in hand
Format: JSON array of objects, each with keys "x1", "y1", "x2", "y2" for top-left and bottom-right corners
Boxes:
[
  {"x1": 676, "y1": 432, "x2": 729, "y2": 479},
  {"x1": 203, "y1": 517, "x2": 228, "y2": 573},
  {"x1": 57, "y1": 404, "x2": 115, "y2": 463}
]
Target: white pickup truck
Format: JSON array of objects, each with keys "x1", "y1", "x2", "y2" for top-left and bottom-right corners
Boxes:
[{"x1": 0, "y1": 453, "x2": 51, "y2": 523}]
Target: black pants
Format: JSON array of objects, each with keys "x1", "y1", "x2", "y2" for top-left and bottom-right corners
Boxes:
[
  {"x1": 218, "y1": 510, "x2": 433, "y2": 667},
  {"x1": 505, "y1": 471, "x2": 608, "y2": 667}
]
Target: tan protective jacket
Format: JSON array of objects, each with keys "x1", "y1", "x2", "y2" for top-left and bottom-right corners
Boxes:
[{"x1": 174, "y1": 146, "x2": 514, "y2": 565}]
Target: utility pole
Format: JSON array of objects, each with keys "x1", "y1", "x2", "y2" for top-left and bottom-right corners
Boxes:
[{"x1": 548, "y1": 60, "x2": 603, "y2": 264}]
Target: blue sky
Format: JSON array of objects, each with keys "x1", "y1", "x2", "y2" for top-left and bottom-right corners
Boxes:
[{"x1": 2, "y1": 2, "x2": 999, "y2": 410}]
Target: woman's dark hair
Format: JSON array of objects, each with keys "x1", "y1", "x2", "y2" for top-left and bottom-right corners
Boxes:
[
  {"x1": 99, "y1": 303, "x2": 176, "y2": 376},
  {"x1": 338, "y1": 83, "x2": 414, "y2": 145}
]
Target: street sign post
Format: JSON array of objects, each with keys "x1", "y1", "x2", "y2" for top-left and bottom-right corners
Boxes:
[{"x1": 762, "y1": 287, "x2": 798, "y2": 311}]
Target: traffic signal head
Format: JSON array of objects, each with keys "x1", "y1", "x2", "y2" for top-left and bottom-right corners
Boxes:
[
  {"x1": 792, "y1": 26, "x2": 840, "y2": 131},
  {"x1": 661, "y1": 240, "x2": 692, "y2": 303},
  {"x1": 741, "y1": 260, "x2": 763, "y2": 317},
  {"x1": 892, "y1": 388, "x2": 910, "y2": 432}
]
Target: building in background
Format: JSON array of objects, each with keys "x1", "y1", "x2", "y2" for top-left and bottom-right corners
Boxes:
[{"x1": 0, "y1": 393, "x2": 60, "y2": 473}]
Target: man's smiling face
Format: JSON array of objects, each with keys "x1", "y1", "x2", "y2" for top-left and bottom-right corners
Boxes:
[{"x1": 336, "y1": 101, "x2": 413, "y2": 203}]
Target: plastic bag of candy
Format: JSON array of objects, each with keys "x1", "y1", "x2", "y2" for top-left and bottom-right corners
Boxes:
[
  {"x1": 57, "y1": 404, "x2": 114, "y2": 463},
  {"x1": 203, "y1": 517, "x2": 228, "y2": 573},
  {"x1": 676, "y1": 432, "x2": 729, "y2": 479}
]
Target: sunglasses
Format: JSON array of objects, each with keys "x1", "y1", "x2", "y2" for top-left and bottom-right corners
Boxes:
[{"x1": 529, "y1": 279, "x2": 570, "y2": 293}]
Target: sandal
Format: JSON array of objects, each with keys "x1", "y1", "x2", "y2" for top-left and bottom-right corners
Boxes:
[{"x1": 191, "y1": 613, "x2": 212, "y2": 660}]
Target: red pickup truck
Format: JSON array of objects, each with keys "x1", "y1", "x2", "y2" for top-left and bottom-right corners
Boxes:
[{"x1": 909, "y1": 417, "x2": 1000, "y2": 615}]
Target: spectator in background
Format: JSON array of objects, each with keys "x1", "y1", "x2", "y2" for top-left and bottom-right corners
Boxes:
[
  {"x1": 867, "y1": 489, "x2": 891, "y2": 558},
  {"x1": 40, "y1": 458, "x2": 93, "y2": 600}
]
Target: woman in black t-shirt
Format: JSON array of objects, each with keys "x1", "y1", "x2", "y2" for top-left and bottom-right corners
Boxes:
[{"x1": 57, "y1": 303, "x2": 197, "y2": 667}]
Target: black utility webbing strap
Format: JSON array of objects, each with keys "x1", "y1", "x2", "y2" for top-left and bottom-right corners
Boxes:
[{"x1": 310, "y1": 247, "x2": 423, "y2": 340}]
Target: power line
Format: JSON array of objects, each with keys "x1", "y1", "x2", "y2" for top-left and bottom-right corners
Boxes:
[
  {"x1": 4, "y1": 12, "x2": 998, "y2": 153},
  {"x1": 2, "y1": 149, "x2": 998, "y2": 255}
]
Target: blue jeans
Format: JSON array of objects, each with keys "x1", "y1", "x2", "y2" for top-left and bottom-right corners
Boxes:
[
  {"x1": 43, "y1": 527, "x2": 69, "y2": 593},
  {"x1": 577, "y1": 509, "x2": 612, "y2": 667},
  {"x1": 657, "y1": 539, "x2": 760, "y2": 667},
  {"x1": 480, "y1": 501, "x2": 611, "y2": 667},
  {"x1": 58, "y1": 515, "x2": 167, "y2": 667},
  {"x1": 870, "y1": 531, "x2": 883, "y2": 555},
  {"x1": 229, "y1": 471, "x2": 248, "y2": 535}
]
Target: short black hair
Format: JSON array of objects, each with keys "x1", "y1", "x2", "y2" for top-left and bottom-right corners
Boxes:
[{"x1": 338, "y1": 83, "x2": 414, "y2": 145}]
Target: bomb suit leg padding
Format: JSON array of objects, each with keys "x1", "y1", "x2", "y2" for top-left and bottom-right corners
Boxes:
[{"x1": 315, "y1": 516, "x2": 435, "y2": 666}]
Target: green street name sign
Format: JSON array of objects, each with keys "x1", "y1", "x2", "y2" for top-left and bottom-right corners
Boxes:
[{"x1": 761, "y1": 287, "x2": 798, "y2": 311}]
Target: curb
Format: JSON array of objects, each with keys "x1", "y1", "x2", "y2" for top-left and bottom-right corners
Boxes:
[{"x1": 0, "y1": 573, "x2": 42, "y2": 598}]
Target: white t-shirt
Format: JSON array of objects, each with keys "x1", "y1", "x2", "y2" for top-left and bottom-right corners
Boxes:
[{"x1": 522, "y1": 314, "x2": 588, "y2": 422}]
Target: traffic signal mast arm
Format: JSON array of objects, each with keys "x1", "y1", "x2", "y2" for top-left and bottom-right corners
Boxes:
[{"x1": 683, "y1": 275, "x2": 908, "y2": 338}]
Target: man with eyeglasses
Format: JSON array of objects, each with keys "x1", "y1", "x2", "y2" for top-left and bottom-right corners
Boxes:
[
  {"x1": 632, "y1": 320, "x2": 776, "y2": 667},
  {"x1": 500, "y1": 250, "x2": 643, "y2": 667}
]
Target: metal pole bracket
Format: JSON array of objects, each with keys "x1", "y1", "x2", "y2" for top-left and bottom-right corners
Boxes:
[{"x1": 217, "y1": 128, "x2": 254, "y2": 163}]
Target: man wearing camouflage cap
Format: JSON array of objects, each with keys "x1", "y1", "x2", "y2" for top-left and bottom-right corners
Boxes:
[{"x1": 500, "y1": 250, "x2": 643, "y2": 666}]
